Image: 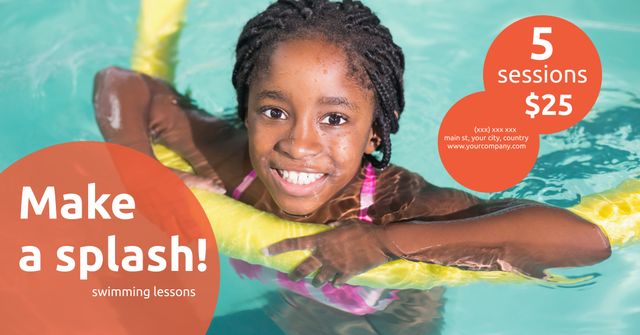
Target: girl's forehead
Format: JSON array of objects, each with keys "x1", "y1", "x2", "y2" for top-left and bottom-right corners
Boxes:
[
  {"x1": 276, "y1": 40, "x2": 343, "y2": 73},
  {"x1": 273, "y1": 38, "x2": 345, "y2": 64},
  {"x1": 253, "y1": 37, "x2": 372, "y2": 96}
]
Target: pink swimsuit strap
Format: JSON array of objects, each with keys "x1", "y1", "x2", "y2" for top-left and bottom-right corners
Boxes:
[
  {"x1": 357, "y1": 162, "x2": 376, "y2": 223},
  {"x1": 231, "y1": 170, "x2": 257, "y2": 200}
]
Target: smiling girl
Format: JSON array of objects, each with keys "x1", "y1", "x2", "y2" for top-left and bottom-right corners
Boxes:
[{"x1": 93, "y1": 0, "x2": 611, "y2": 333}]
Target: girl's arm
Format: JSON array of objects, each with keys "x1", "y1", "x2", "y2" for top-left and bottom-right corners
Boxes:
[
  {"x1": 266, "y1": 190, "x2": 611, "y2": 286},
  {"x1": 93, "y1": 66, "x2": 237, "y2": 191},
  {"x1": 378, "y1": 199, "x2": 612, "y2": 278}
]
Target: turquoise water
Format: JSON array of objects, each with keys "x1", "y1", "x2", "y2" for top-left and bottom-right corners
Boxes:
[{"x1": 1, "y1": 0, "x2": 639, "y2": 334}]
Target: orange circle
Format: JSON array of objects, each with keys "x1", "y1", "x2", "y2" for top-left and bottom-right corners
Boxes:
[
  {"x1": 0, "y1": 142, "x2": 219, "y2": 334},
  {"x1": 438, "y1": 92, "x2": 539, "y2": 192},
  {"x1": 484, "y1": 15, "x2": 601, "y2": 134}
]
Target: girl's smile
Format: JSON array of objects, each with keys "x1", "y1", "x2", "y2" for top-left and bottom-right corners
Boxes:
[
  {"x1": 245, "y1": 37, "x2": 379, "y2": 216},
  {"x1": 270, "y1": 167, "x2": 329, "y2": 196}
]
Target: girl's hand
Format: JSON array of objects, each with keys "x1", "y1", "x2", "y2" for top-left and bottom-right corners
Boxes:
[
  {"x1": 264, "y1": 220, "x2": 396, "y2": 287},
  {"x1": 149, "y1": 96, "x2": 228, "y2": 194}
]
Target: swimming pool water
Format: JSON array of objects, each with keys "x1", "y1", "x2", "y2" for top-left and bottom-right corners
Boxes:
[{"x1": 1, "y1": 0, "x2": 639, "y2": 334}]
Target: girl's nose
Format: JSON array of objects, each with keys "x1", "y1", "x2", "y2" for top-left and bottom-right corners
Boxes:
[{"x1": 276, "y1": 119, "x2": 322, "y2": 160}]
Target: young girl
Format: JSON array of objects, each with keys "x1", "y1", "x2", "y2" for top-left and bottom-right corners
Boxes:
[{"x1": 93, "y1": 0, "x2": 611, "y2": 333}]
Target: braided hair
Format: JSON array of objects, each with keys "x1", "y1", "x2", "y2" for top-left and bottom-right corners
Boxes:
[{"x1": 232, "y1": 0, "x2": 404, "y2": 168}]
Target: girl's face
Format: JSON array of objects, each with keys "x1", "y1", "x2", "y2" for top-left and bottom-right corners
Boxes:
[{"x1": 245, "y1": 37, "x2": 378, "y2": 216}]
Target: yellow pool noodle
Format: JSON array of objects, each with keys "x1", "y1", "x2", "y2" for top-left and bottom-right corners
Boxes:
[
  {"x1": 133, "y1": 0, "x2": 640, "y2": 289},
  {"x1": 154, "y1": 144, "x2": 640, "y2": 289},
  {"x1": 568, "y1": 179, "x2": 640, "y2": 247},
  {"x1": 131, "y1": 0, "x2": 188, "y2": 82}
]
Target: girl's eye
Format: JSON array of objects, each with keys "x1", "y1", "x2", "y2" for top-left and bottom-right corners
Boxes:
[
  {"x1": 320, "y1": 113, "x2": 347, "y2": 126},
  {"x1": 261, "y1": 107, "x2": 287, "y2": 120}
]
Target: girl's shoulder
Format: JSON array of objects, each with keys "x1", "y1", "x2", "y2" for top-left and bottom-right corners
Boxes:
[{"x1": 370, "y1": 164, "x2": 482, "y2": 224}]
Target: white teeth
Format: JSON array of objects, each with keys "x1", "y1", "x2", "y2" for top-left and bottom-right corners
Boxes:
[{"x1": 277, "y1": 169, "x2": 324, "y2": 185}]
